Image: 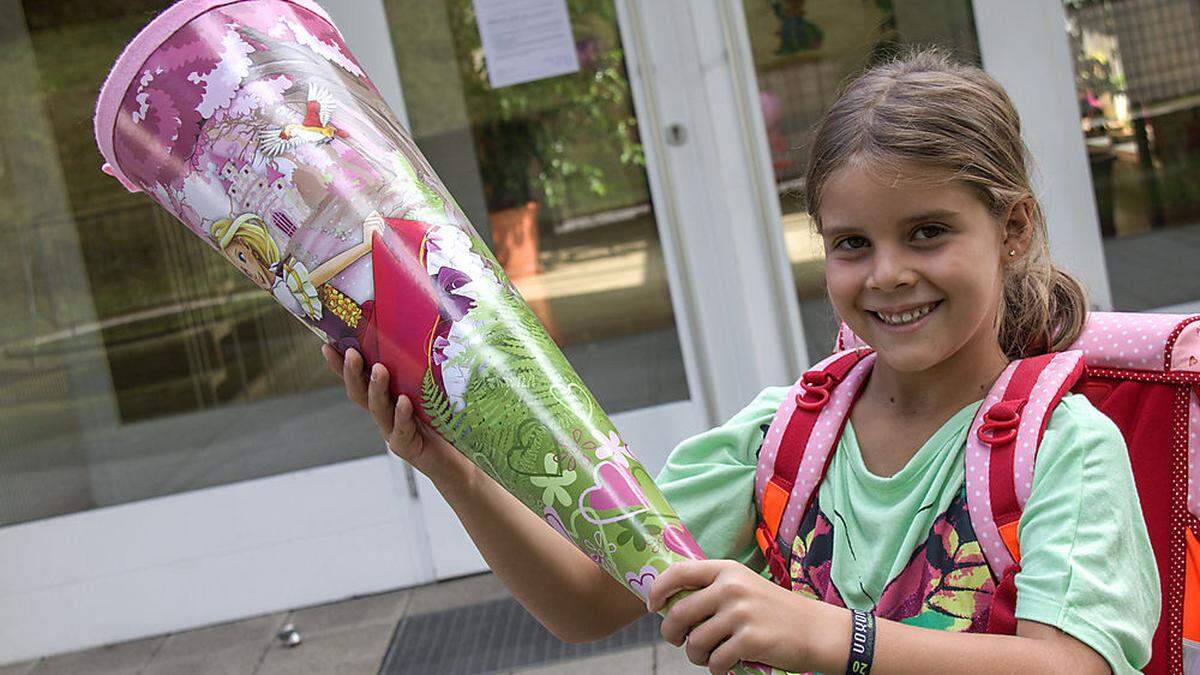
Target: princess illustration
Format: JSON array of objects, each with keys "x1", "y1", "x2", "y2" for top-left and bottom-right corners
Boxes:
[{"x1": 210, "y1": 212, "x2": 379, "y2": 349}]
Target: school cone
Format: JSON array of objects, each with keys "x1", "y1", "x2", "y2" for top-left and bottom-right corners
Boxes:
[{"x1": 94, "y1": 2, "x2": 772, "y2": 673}]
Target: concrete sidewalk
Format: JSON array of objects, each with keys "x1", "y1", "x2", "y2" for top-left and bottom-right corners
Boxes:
[{"x1": 1, "y1": 573, "x2": 704, "y2": 675}]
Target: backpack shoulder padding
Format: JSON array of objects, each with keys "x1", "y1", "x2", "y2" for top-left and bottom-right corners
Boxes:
[
  {"x1": 754, "y1": 348, "x2": 874, "y2": 587},
  {"x1": 966, "y1": 351, "x2": 1086, "y2": 578}
]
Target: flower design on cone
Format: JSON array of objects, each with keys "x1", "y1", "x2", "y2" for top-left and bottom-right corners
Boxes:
[
  {"x1": 594, "y1": 430, "x2": 631, "y2": 468},
  {"x1": 530, "y1": 453, "x2": 576, "y2": 508}
]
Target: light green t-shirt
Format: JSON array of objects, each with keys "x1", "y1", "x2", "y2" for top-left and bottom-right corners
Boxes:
[{"x1": 654, "y1": 387, "x2": 1160, "y2": 674}]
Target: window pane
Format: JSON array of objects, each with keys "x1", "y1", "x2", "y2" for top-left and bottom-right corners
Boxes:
[
  {"x1": 0, "y1": 2, "x2": 380, "y2": 525},
  {"x1": 1065, "y1": 0, "x2": 1200, "y2": 311},
  {"x1": 383, "y1": 0, "x2": 689, "y2": 412}
]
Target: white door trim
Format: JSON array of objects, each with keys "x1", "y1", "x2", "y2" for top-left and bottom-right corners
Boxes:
[
  {"x1": 615, "y1": 0, "x2": 717, "y2": 424},
  {"x1": 0, "y1": 454, "x2": 429, "y2": 665},
  {"x1": 972, "y1": 0, "x2": 1114, "y2": 310},
  {"x1": 619, "y1": 0, "x2": 808, "y2": 423},
  {"x1": 714, "y1": 0, "x2": 812, "y2": 371}
]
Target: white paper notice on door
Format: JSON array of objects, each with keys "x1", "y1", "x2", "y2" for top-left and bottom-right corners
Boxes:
[{"x1": 473, "y1": 0, "x2": 580, "y2": 89}]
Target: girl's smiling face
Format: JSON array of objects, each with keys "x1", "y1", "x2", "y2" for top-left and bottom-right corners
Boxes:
[{"x1": 820, "y1": 162, "x2": 1011, "y2": 374}]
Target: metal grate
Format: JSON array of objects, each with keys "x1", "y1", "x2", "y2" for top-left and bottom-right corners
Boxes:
[{"x1": 379, "y1": 595, "x2": 663, "y2": 674}]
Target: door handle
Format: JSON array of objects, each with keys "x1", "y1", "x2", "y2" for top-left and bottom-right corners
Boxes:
[{"x1": 666, "y1": 123, "x2": 688, "y2": 146}]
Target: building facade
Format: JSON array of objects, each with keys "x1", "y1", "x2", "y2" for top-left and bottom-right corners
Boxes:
[{"x1": 1, "y1": 0, "x2": 1197, "y2": 663}]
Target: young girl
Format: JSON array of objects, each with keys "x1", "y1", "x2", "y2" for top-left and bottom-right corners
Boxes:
[{"x1": 323, "y1": 50, "x2": 1160, "y2": 674}]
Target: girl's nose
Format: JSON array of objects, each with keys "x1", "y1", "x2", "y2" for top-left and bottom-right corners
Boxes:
[{"x1": 866, "y1": 248, "x2": 918, "y2": 291}]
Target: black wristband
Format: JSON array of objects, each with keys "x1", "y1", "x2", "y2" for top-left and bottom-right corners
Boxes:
[{"x1": 846, "y1": 609, "x2": 876, "y2": 675}]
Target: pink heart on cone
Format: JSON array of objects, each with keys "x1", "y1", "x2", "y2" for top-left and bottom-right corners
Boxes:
[
  {"x1": 579, "y1": 461, "x2": 649, "y2": 525},
  {"x1": 663, "y1": 524, "x2": 705, "y2": 560}
]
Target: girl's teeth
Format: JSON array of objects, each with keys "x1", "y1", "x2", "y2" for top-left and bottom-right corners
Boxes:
[{"x1": 878, "y1": 303, "x2": 935, "y2": 325}]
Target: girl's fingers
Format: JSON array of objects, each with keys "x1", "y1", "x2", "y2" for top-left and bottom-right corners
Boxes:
[
  {"x1": 649, "y1": 561, "x2": 706, "y2": 612},
  {"x1": 392, "y1": 396, "x2": 419, "y2": 453},
  {"x1": 367, "y1": 364, "x2": 394, "y2": 436},
  {"x1": 683, "y1": 614, "x2": 735, "y2": 672},
  {"x1": 659, "y1": 587, "x2": 713, "y2": 647},
  {"x1": 342, "y1": 348, "x2": 368, "y2": 407},
  {"x1": 320, "y1": 343, "x2": 343, "y2": 377}
]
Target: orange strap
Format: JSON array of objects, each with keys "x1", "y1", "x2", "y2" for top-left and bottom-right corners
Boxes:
[
  {"x1": 760, "y1": 480, "x2": 790, "y2": 540},
  {"x1": 998, "y1": 520, "x2": 1022, "y2": 564}
]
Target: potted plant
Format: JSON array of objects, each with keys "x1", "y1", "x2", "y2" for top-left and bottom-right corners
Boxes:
[
  {"x1": 475, "y1": 115, "x2": 544, "y2": 280},
  {"x1": 446, "y1": 0, "x2": 645, "y2": 282}
]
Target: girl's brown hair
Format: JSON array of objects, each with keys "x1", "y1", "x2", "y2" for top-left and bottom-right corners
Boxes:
[{"x1": 804, "y1": 48, "x2": 1087, "y2": 359}]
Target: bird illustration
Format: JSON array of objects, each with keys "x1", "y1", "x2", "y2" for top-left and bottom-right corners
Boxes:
[{"x1": 258, "y1": 83, "x2": 349, "y2": 156}]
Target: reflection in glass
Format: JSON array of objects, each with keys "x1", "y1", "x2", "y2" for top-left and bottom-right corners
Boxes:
[
  {"x1": 743, "y1": 0, "x2": 980, "y2": 357},
  {"x1": 0, "y1": 0, "x2": 689, "y2": 527},
  {"x1": 1065, "y1": 0, "x2": 1200, "y2": 311},
  {"x1": 383, "y1": 0, "x2": 688, "y2": 413},
  {"x1": 0, "y1": 2, "x2": 398, "y2": 527}
]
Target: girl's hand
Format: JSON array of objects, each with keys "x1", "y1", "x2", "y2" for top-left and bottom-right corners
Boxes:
[
  {"x1": 647, "y1": 559, "x2": 838, "y2": 674},
  {"x1": 322, "y1": 344, "x2": 479, "y2": 491}
]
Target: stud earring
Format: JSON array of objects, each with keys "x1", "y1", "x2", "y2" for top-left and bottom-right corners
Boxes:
[{"x1": 1008, "y1": 250, "x2": 1016, "y2": 257}]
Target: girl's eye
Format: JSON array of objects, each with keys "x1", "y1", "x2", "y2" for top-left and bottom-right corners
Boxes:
[
  {"x1": 237, "y1": 252, "x2": 247, "y2": 263},
  {"x1": 834, "y1": 235, "x2": 869, "y2": 251},
  {"x1": 913, "y1": 224, "x2": 947, "y2": 240}
]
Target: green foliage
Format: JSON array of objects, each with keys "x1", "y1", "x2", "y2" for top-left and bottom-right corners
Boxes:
[
  {"x1": 1074, "y1": 53, "x2": 1124, "y2": 101},
  {"x1": 445, "y1": 0, "x2": 644, "y2": 211},
  {"x1": 421, "y1": 366, "x2": 459, "y2": 441}
]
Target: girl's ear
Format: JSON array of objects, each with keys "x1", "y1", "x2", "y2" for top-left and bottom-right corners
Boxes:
[{"x1": 1002, "y1": 197, "x2": 1035, "y2": 260}]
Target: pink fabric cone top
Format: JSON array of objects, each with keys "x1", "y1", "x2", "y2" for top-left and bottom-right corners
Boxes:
[{"x1": 93, "y1": 0, "x2": 504, "y2": 405}]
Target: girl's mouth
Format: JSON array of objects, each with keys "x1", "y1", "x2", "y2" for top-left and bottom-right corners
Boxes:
[{"x1": 868, "y1": 301, "x2": 942, "y2": 330}]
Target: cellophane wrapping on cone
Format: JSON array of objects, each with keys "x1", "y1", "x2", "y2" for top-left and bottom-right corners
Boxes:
[{"x1": 94, "y1": 2, "x2": 773, "y2": 672}]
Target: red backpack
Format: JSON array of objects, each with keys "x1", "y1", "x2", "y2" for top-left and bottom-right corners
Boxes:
[{"x1": 754, "y1": 312, "x2": 1200, "y2": 674}]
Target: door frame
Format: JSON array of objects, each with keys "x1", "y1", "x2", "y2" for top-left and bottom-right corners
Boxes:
[{"x1": 618, "y1": 0, "x2": 810, "y2": 419}]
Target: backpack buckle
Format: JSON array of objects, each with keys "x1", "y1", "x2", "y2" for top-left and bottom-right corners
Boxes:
[
  {"x1": 795, "y1": 370, "x2": 835, "y2": 411},
  {"x1": 977, "y1": 399, "x2": 1026, "y2": 446},
  {"x1": 757, "y1": 523, "x2": 793, "y2": 590}
]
